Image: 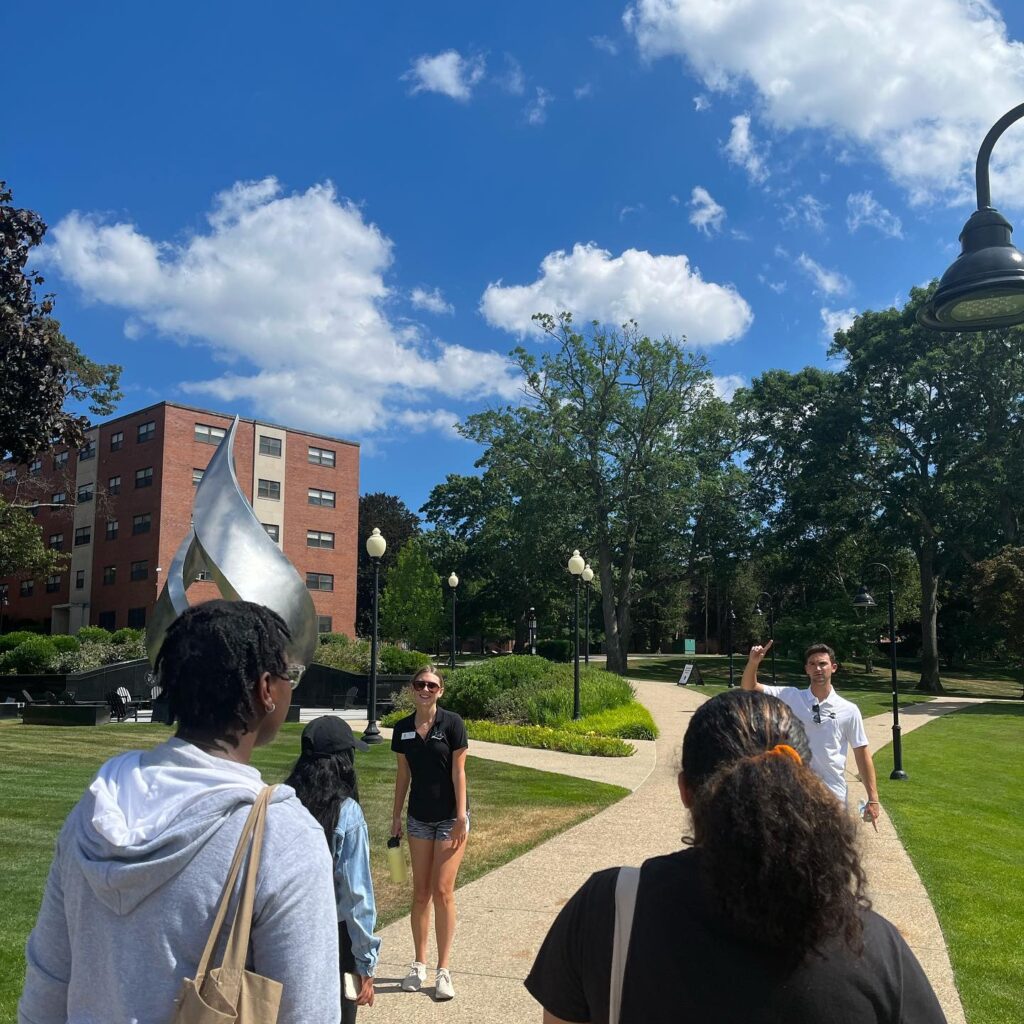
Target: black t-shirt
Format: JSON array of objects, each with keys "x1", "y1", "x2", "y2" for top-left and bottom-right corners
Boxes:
[
  {"x1": 525, "y1": 848, "x2": 946, "y2": 1024},
  {"x1": 390, "y1": 707, "x2": 468, "y2": 822}
]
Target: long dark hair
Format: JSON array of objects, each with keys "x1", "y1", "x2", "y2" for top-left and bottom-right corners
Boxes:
[
  {"x1": 682, "y1": 689, "x2": 868, "y2": 960},
  {"x1": 285, "y1": 750, "x2": 360, "y2": 849}
]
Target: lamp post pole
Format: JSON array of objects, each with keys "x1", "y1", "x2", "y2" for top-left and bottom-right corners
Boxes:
[
  {"x1": 756, "y1": 592, "x2": 776, "y2": 683},
  {"x1": 528, "y1": 607, "x2": 537, "y2": 655},
  {"x1": 568, "y1": 550, "x2": 585, "y2": 719},
  {"x1": 581, "y1": 564, "x2": 594, "y2": 665},
  {"x1": 448, "y1": 573, "x2": 459, "y2": 671},
  {"x1": 727, "y1": 603, "x2": 736, "y2": 687},
  {"x1": 363, "y1": 528, "x2": 386, "y2": 744}
]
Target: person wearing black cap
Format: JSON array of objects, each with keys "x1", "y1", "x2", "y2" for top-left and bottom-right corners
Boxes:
[{"x1": 286, "y1": 716, "x2": 380, "y2": 1023}]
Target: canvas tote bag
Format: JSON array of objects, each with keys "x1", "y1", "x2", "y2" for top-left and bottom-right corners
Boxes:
[{"x1": 173, "y1": 785, "x2": 283, "y2": 1023}]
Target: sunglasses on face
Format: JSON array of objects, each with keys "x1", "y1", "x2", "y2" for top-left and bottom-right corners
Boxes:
[
  {"x1": 413, "y1": 680, "x2": 441, "y2": 693},
  {"x1": 276, "y1": 664, "x2": 305, "y2": 690}
]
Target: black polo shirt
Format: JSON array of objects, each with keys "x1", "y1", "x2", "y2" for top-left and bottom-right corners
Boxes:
[{"x1": 390, "y1": 707, "x2": 469, "y2": 822}]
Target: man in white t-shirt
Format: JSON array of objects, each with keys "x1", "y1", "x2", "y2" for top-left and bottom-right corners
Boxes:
[{"x1": 740, "y1": 641, "x2": 880, "y2": 823}]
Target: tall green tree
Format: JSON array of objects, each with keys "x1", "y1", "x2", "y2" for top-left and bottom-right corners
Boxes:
[
  {"x1": 974, "y1": 546, "x2": 1024, "y2": 675},
  {"x1": 356, "y1": 492, "x2": 420, "y2": 635},
  {"x1": 0, "y1": 498, "x2": 66, "y2": 582},
  {"x1": 0, "y1": 182, "x2": 122, "y2": 462},
  {"x1": 379, "y1": 539, "x2": 443, "y2": 651}
]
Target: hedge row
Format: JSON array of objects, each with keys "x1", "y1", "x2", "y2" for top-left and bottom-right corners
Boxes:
[
  {"x1": 0, "y1": 627, "x2": 147, "y2": 675},
  {"x1": 313, "y1": 634, "x2": 432, "y2": 675}
]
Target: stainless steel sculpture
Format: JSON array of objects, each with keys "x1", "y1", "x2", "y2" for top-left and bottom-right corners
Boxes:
[{"x1": 145, "y1": 417, "x2": 318, "y2": 670}]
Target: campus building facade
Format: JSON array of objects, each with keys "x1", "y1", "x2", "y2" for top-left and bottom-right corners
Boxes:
[{"x1": 0, "y1": 402, "x2": 358, "y2": 636}]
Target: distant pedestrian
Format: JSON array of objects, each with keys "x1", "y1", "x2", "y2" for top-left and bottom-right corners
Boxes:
[{"x1": 390, "y1": 666, "x2": 469, "y2": 1001}]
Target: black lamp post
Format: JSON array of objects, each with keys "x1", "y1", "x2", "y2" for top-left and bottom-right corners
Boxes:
[
  {"x1": 528, "y1": 606, "x2": 537, "y2": 655},
  {"x1": 853, "y1": 566, "x2": 908, "y2": 780},
  {"x1": 448, "y1": 572, "x2": 459, "y2": 671},
  {"x1": 919, "y1": 102, "x2": 1024, "y2": 331},
  {"x1": 755, "y1": 592, "x2": 776, "y2": 683},
  {"x1": 568, "y1": 549, "x2": 585, "y2": 719},
  {"x1": 363, "y1": 528, "x2": 386, "y2": 744},
  {"x1": 581, "y1": 563, "x2": 594, "y2": 665},
  {"x1": 727, "y1": 603, "x2": 736, "y2": 687},
  {"x1": 0, "y1": 595, "x2": 7, "y2": 634}
]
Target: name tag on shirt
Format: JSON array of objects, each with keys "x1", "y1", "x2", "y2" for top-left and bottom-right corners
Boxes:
[{"x1": 401, "y1": 731, "x2": 416, "y2": 740}]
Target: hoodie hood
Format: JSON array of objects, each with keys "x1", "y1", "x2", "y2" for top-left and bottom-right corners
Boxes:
[{"x1": 73, "y1": 737, "x2": 285, "y2": 915}]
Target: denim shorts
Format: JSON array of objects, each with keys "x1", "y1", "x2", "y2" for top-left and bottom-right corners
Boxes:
[{"x1": 406, "y1": 812, "x2": 470, "y2": 841}]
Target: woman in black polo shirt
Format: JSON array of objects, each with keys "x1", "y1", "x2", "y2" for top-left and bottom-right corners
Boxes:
[{"x1": 390, "y1": 665, "x2": 469, "y2": 1002}]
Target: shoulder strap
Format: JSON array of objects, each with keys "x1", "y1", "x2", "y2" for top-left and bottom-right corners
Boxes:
[{"x1": 609, "y1": 865, "x2": 640, "y2": 1024}]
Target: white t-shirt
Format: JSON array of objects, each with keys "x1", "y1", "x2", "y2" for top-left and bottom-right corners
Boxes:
[{"x1": 761, "y1": 685, "x2": 869, "y2": 804}]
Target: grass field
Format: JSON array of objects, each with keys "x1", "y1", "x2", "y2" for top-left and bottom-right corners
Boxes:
[
  {"x1": 884, "y1": 704, "x2": 1024, "y2": 1024},
  {"x1": 0, "y1": 721, "x2": 627, "y2": 1021}
]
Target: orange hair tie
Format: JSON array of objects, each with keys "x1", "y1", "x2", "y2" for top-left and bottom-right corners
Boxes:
[{"x1": 768, "y1": 743, "x2": 802, "y2": 766}]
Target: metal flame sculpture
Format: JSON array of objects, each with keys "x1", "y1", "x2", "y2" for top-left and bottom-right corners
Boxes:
[{"x1": 145, "y1": 417, "x2": 318, "y2": 669}]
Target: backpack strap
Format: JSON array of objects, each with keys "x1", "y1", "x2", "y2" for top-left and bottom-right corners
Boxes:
[{"x1": 609, "y1": 865, "x2": 640, "y2": 1024}]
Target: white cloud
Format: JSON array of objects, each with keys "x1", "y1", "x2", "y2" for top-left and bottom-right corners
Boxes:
[
  {"x1": 712, "y1": 373, "x2": 745, "y2": 401},
  {"x1": 820, "y1": 306, "x2": 858, "y2": 341},
  {"x1": 724, "y1": 114, "x2": 768, "y2": 184},
  {"x1": 403, "y1": 50, "x2": 485, "y2": 101},
  {"x1": 688, "y1": 186, "x2": 726, "y2": 235},
  {"x1": 410, "y1": 286, "x2": 454, "y2": 315},
  {"x1": 693, "y1": 94, "x2": 710, "y2": 112},
  {"x1": 846, "y1": 191, "x2": 904, "y2": 238},
  {"x1": 625, "y1": 0, "x2": 1024, "y2": 205},
  {"x1": 619, "y1": 203, "x2": 645, "y2": 221},
  {"x1": 499, "y1": 55, "x2": 526, "y2": 95},
  {"x1": 45, "y1": 178, "x2": 519, "y2": 435},
  {"x1": 758, "y1": 274, "x2": 787, "y2": 294},
  {"x1": 525, "y1": 87, "x2": 553, "y2": 125},
  {"x1": 480, "y1": 242, "x2": 753, "y2": 346},
  {"x1": 574, "y1": 82, "x2": 594, "y2": 99},
  {"x1": 781, "y1": 194, "x2": 827, "y2": 233},
  {"x1": 590, "y1": 34, "x2": 619, "y2": 55},
  {"x1": 797, "y1": 253, "x2": 851, "y2": 297}
]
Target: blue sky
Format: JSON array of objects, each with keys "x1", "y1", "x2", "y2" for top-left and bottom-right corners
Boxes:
[{"x1": 8, "y1": 0, "x2": 1024, "y2": 514}]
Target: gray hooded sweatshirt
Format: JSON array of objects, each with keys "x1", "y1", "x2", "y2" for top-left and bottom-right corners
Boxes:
[{"x1": 18, "y1": 738, "x2": 341, "y2": 1024}]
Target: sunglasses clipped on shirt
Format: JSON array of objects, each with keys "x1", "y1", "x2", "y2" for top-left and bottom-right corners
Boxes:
[
  {"x1": 812, "y1": 703, "x2": 837, "y2": 725},
  {"x1": 413, "y1": 680, "x2": 441, "y2": 693}
]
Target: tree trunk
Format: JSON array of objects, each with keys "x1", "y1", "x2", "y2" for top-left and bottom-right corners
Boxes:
[
  {"x1": 598, "y1": 548, "x2": 628, "y2": 675},
  {"x1": 916, "y1": 543, "x2": 944, "y2": 693}
]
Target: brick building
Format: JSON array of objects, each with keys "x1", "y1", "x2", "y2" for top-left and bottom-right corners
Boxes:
[{"x1": 0, "y1": 402, "x2": 358, "y2": 636}]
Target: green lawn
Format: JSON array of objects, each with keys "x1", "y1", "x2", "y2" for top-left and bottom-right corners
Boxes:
[
  {"x1": 0, "y1": 721, "x2": 626, "y2": 1022},
  {"x1": 883, "y1": 704, "x2": 1024, "y2": 1024}
]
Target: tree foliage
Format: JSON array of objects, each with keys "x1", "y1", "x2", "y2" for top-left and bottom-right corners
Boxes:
[
  {"x1": 0, "y1": 497, "x2": 66, "y2": 581},
  {"x1": 356, "y1": 492, "x2": 420, "y2": 635},
  {"x1": 974, "y1": 546, "x2": 1024, "y2": 666},
  {"x1": 379, "y1": 538, "x2": 443, "y2": 651}
]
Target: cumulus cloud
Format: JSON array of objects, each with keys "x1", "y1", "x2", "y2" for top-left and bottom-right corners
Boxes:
[
  {"x1": 846, "y1": 191, "x2": 904, "y2": 238},
  {"x1": 410, "y1": 286, "x2": 454, "y2": 315},
  {"x1": 724, "y1": 114, "x2": 769, "y2": 184},
  {"x1": 45, "y1": 178, "x2": 519, "y2": 435},
  {"x1": 403, "y1": 50, "x2": 485, "y2": 101},
  {"x1": 712, "y1": 373, "x2": 745, "y2": 401},
  {"x1": 525, "y1": 87, "x2": 553, "y2": 125},
  {"x1": 797, "y1": 253, "x2": 851, "y2": 296},
  {"x1": 689, "y1": 186, "x2": 726, "y2": 235},
  {"x1": 479, "y1": 242, "x2": 753, "y2": 346},
  {"x1": 625, "y1": 0, "x2": 1024, "y2": 204},
  {"x1": 820, "y1": 306, "x2": 858, "y2": 342}
]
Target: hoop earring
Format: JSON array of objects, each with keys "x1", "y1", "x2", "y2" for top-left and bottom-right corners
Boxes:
[{"x1": 266, "y1": 702, "x2": 276, "y2": 714}]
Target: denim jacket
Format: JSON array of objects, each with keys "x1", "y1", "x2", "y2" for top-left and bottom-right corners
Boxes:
[{"x1": 333, "y1": 798, "x2": 381, "y2": 977}]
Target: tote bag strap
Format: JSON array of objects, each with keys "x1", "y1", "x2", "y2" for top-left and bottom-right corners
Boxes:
[
  {"x1": 193, "y1": 786, "x2": 276, "y2": 984},
  {"x1": 609, "y1": 865, "x2": 640, "y2": 1024}
]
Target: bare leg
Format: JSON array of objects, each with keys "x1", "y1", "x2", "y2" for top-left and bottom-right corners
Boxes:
[
  {"x1": 431, "y1": 836, "x2": 469, "y2": 969},
  {"x1": 407, "y1": 836, "x2": 436, "y2": 963}
]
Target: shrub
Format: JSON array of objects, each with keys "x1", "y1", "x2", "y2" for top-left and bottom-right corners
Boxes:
[
  {"x1": 50, "y1": 635, "x2": 80, "y2": 654},
  {"x1": 0, "y1": 630, "x2": 40, "y2": 654},
  {"x1": 312, "y1": 635, "x2": 372, "y2": 674},
  {"x1": 110, "y1": 628, "x2": 143, "y2": 646},
  {"x1": 379, "y1": 646, "x2": 432, "y2": 675},
  {"x1": 318, "y1": 632, "x2": 349, "y2": 645},
  {"x1": 463, "y1": 720, "x2": 634, "y2": 757},
  {"x1": 536, "y1": 638, "x2": 571, "y2": 662},
  {"x1": 0, "y1": 636, "x2": 59, "y2": 674},
  {"x1": 564, "y1": 704, "x2": 659, "y2": 741},
  {"x1": 76, "y1": 626, "x2": 112, "y2": 644}
]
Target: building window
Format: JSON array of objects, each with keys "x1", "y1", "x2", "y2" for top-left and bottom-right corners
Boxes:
[
  {"x1": 195, "y1": 423, "x2": 226, "y2": 445},
  {"x1": 132, "y1": 513, "x2": 152, "y2": 535},
  {"x1": 306, "y1": 572, "x2": 334, "y2": 592},
  {"x1": 28, "y1": 458, "x2": 42, "y2": 476},
  {"x1": 20, "y1": 580, "x2": 34, "y2": 597},
  {"x1": 74, "y1": 526, "x2": 92, "y2": 546},
  {"x1": 257, "y1": 479, "x2": 281, "y2": 500},
  {"x1": 127, "y1": 607, "x2": 146, "y2": 628},
  {"x1": 77, "y1": 483, "x2": 94, "y2": 504},
  {"x1": 46, "y1": 575, "x2": 61, "y2": 593},
  {"x1": 48, "y1": 533, "x2": 63, "y2": 550},
  {"x1": 79, "y1": 441, "x2": 96, "y2": 461},
  {"x1": 195, "y1": 570, "x2": 213, "y2": 581},
  {"x1": 110, "y1": 431, "x2": 124, "y2": 452},
  {"x1": 51, "y1": 491, "x2": 66, "y2": 506},
  {"x1": 263, "y1": 523, "x2": 280, "y2": 542},
  {"x1": 108, "y1": 475, "x2": 121, "y2": 495},
  {"x1": 28, "y1": 502, "x2": 40, "y2": 518},
  {"x1": 106, "y1": 520, "x2": 119, "y2": 540},
  {"x1": 307, "y1": 529, "x2": 335, "y2": 549},
  {"x1": 98, "y1": 610, "x2": 116, "y2": 630},
  {"x1": 259, "y1": 435, "x2": 282, "y2": 457},
  {"x1": 317, "y1": 615, "x2": 333, "y2": 634},
  {"x1": 308, "y1": 487, "x2": 336, "y2": 508},
  {"x1": 130, "y1": 560, "x2": 149, "y2": 581},
  {"x1": 135, "y1": 467, "x2": 153, "y2": 488},
  {"x1": 308, "y1": 446, "x2": 336, "y2": 467},
  {"x1": 75, "y1": 570, "x2": 86, "y2": 591},
  {"x1": 3, "y1": 468, "x2": 16, "y2": 483},
  {"x1": 103, "y1": 566, "x2": 116, "y2": 585},
  {"x1": 137, "y1": 420, "x2": 156, "y2": 443},
  {"x1": 192, "y1": 468, "x2": 204, "y2": 486},
  {"x1": 54, "y1": 451, "x2": 69, "y2": 469}
]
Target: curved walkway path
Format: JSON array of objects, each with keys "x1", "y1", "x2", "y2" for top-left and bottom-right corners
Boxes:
[{"x1": 359, "y1": 683, "x2": 972, "y2": 1023}]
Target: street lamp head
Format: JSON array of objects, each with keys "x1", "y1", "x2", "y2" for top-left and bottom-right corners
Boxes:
[
  {"x1": 448, "y1": 572, "x2": 459, "y2": 589},
  {"x1": 365, "y1": 527, "x2": 386, "y2": 560},
  {"x1": 581, "y1": 564, "x2": 594, "y2": 583},
  {"x1": 852, "y1": 584, "x2": 877, "y2": 609},
  {"x1": 755, "y1": 604, "x2": 763, "y2": 617},
  {"x1": 567, "y1": 550, "x2": 585, "y2": 576}
]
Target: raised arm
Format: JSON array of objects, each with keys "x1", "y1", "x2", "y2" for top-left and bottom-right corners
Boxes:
[{"x1": 741, "y1": 641, "x2": 773, "y2": 692}]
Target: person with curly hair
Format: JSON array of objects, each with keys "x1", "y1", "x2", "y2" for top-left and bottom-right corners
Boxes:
[
  {"x1": 525, "y1": 689, "x2": 945, "y2": 1023},
  {"x1": 18, "y1": 600, "x2": 341, "y2": 1024}
]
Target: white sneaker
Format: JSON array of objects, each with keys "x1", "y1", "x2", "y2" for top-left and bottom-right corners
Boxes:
[
  {"x1": 435, "y1": 967, "x2": 455, "y2": 1001},
  {"x1": 401, "y1": 961, "x2": 427, "y2": 992}
]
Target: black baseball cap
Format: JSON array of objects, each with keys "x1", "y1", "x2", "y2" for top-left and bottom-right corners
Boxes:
[{"x1": 301, "y1": 715, "x2": 370, "y2": 756}]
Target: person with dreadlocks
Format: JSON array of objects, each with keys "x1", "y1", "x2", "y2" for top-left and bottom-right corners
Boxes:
[
  {"x1": 18, "y1": 600, "x2": 341, "y2": 1024},
  {"x1": 285, "y1": 716, "x2": 380, "y2": 1023}
]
